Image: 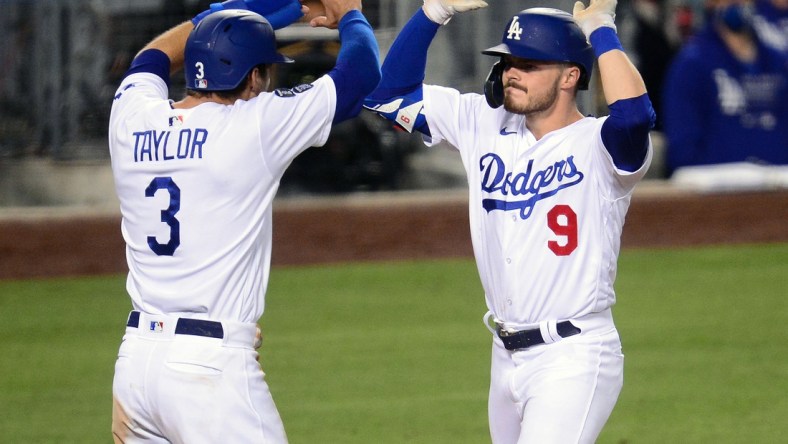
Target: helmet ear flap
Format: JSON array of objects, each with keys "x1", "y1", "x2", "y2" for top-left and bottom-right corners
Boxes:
[{"x1": 484, "y1": 61, "x2": 505, "y2": 109}]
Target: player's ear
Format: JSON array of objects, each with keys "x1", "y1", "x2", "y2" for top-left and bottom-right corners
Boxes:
[
  {"x1": 250, "y1": 65, "x2": 272, "y2": 92},
  {"x1": 262, "y1": 65, "x2": 272, "y2": 91},
  {"x1": 561, "y1": 64, "x2": 581, "y2": 90},
  {"x1": 246, "y1": 66, "x2": 269, "y2": 94}
]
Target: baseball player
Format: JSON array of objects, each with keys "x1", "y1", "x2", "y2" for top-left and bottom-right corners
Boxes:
[
  {"x1": 107, "y1": 0, "x2": 379, "y2": 442},
  {"x1": 364, "y1": 0, "x2": 654, "y2": 442}
]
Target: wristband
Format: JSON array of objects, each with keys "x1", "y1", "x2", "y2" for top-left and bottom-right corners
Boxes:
[
  {"x1": 589, "y1": 26, "x2": 624, "y2": 58},
  {"x1": 422, "y1": 2, "x2": 453, "y2": 25}
]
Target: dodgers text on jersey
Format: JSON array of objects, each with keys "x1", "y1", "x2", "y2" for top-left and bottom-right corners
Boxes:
[{"x1": 480, "y1": 153, "x2": 584, "y2": 220}]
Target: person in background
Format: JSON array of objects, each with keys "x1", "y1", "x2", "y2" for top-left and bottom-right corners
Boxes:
[
  {"x1": 662, "y1": 0, "x2": 788, "y2": 176},
  {"x1": 753, "y1": 0, "x2": 788, "y2": 55}
]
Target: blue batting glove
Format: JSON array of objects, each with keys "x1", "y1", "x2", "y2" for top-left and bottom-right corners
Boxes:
[
  {"x1": 192, "y1": 0, "x2": 304, "y2": 30},
  {"x1": 256, "y1": 0, "x2": 304, "y2": 30}
]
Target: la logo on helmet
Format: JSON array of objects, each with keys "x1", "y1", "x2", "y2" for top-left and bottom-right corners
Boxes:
[{"x1": 507, "y1": 16, "x2": 523, "y2": 41}]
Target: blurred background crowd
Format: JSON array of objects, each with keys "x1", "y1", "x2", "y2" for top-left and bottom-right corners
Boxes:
[
  {"x1": 0, "y1": 0, "x2": 785, "y2": 203},
  {"x1": 631, "y1": 0, "x2": 787, "y2": 182}
]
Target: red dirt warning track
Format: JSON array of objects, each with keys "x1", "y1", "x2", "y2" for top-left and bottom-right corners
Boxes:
[{"x1": 1, "y1": 188, "x2": 786, "y2": 280}]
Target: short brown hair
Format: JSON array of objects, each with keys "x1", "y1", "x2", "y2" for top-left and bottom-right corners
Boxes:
[{"x1": 186, "y1": 64, "x2": 269, "y2": 100}]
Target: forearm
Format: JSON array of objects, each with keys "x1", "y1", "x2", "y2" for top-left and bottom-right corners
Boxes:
[
  {"x1": 362, "y1": 1, "x2": 485, "y2": 134},
  {"x1": 591, "y1": 28, "x2": 647, "y2": 104},
  {"x1": 373, "y1": 9, "x2": 439, "y2": 96},
  {"x1": 594, "y1": 29, "x2": 653, "y2": 171},
  {"x1": 136, "y1": 21, "x2": 194, "y2": 74},
  {"x1": 574, "y1": 1, "x2": 653, "y2": 170},
  {"x1": 596, "y1": 35, "x2": 655, "y2": 172},
  {"x1": 328, "y1": 10, "x2": 381, "y2": 123},
  {"x1": 363, "y1": 9, "x2": 439, "y2": 135}
]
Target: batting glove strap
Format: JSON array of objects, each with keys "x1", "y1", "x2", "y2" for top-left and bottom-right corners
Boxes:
[
  {"x1": 573, "y1": 0, "x2": 617, "y2": 38},
  {"x1": 363, "y1": 87, "x2": 429, "y2": 134},
  {"x1": 422, "y1": 0, "x2": 488, "y2": 25}
]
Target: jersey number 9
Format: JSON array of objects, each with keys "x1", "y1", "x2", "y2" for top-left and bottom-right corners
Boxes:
[{"x1": 547, "y1": 204, "x2": 578, "y2": 256}]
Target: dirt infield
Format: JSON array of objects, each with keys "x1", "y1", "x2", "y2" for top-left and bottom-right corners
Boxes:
[{"x1": 1, "y1": 188, "x2": 786, "y2": 280}]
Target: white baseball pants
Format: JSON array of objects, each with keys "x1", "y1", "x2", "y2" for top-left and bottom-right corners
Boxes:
[
  {"x1": 112, "y1": 312, "x2": 287, "y2": 444},
  {"x1": 487, "y1": 311, "x2": 624, "y2": 443}
]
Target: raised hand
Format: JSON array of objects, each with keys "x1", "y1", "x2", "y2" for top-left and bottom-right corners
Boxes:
[
  {"x1": 422, "y1": 0, "x2": 489, "y2": 25},
  {"x1": 309, "y1": 0, "x2": 362, "y2": 29},
  {"x1": 192, "y1": 0, "x2": 307, "y2": 30},
  {"x1": 572, "y1": 0, "x2": 617, "y2": 37}
]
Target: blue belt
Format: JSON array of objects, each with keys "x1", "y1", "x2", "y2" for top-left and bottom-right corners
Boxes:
[
  {"x1": 126, "y1": 311, "x2": 224, "y2": 339},
  {"x1": 497, "y1": 321, "x2": 580, "y2": 350}
]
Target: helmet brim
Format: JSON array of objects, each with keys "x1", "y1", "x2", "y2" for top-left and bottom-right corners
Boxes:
[
  {"x1": 273, "y1": 54, "x2": 295, "y2": 64},
  {"x1": 482, "y1": 42, "x2": 585, "y2": 69},
  {"x1": 481, "y1": 43, "x2": 511, "y2": 57}
]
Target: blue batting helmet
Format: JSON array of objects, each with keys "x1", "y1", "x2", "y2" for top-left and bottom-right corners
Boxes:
[
  {"x1": 482, "y1": 8, "x2": 594, "y2": 107},
  {"x1": 184, "y1": 9, "x2": 293, "y2": 92}
]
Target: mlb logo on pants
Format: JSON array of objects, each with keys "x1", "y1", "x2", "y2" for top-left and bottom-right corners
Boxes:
[{"x1": 149, "y1": 321, "x2": 164, "y2": 333}]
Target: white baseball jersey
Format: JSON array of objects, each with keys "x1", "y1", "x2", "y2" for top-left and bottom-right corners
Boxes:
[
  {"x1": 422, "y1": 85, "x2": 652, "y2": 327},
  {"x1": 109, "y1": 72, "x2": 336, "y2": 324}
]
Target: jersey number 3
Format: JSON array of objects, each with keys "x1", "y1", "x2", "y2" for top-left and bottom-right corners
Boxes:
[
  {"x1": 547, "y1": 205, "x2": 578, "y2": 256},
  {"x1": 145, "y1": 177, "x2": 181, "y2": 256}
]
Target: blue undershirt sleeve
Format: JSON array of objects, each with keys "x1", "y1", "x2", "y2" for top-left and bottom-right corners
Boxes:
[
  {"x1": 368, "y1": 9, "x2": 439, "y2": 99},
  {"x1": 124, "y1": 49, "x2": 171, "y2": 86},
  {"x1": 327, "y1": 10, "x2": 381, "y2": 124},
  {"x1": 362, "y1": 9, "x2": 439, "y2": 135},
  {"x1": 601, "y1": 94, "x2": 656, "y2": 172}
]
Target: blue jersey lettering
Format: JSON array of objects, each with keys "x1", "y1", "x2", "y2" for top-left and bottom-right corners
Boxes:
[
  {"x1": 480, "y1": 153, "x2": 584, "y2": 220},
  {"x1": 133, "y1": 129, "x2": 208, "y2": 162}
]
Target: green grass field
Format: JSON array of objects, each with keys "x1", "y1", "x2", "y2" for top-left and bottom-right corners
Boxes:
[{"x1": 1, "y1": 243, "x2": 786, "y2": 443}]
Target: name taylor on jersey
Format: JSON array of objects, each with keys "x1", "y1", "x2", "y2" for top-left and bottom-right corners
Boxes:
[{"x1": 131, "y1": 128, "x2": 209, "y2": 163}]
